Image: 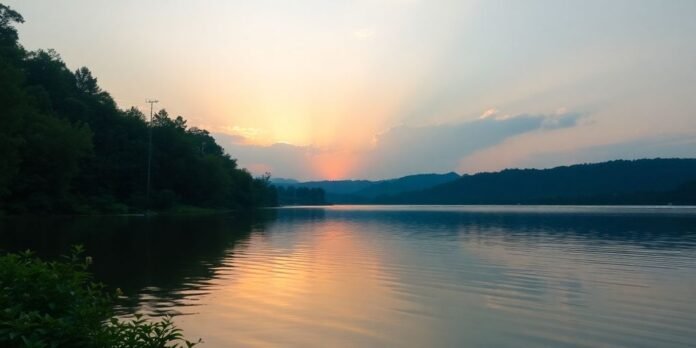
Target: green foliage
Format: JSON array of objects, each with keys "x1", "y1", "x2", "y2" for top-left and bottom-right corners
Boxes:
[
  {"x1": 0, "y1": 246, "x2": 200, "y2": 347},
  {"x1": 376, "y1": 159, "x2": 696, "y2": 205},
  {"x1": 0, "y1": 4, "x2": 23, "y2": 47},
  {"x1": 8, "y1": 113, "x2": 93, "y2": 212},
  {"x1": 0, "y1": 4, "x2": 28, "y2": 200},
  {"x1": 101, "y1": 315, "x2": 200, "y2": 348},
  {"x1": 0, "y1": 3, "x2": 277, "y2": 213},
  {"x1": 253, "y1": 173, "x2": 278, "y2": 207}
]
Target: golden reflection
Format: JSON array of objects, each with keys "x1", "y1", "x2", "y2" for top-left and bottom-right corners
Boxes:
[{"x1": 175, "y1": 220, "x2": 433, "y2": 347}]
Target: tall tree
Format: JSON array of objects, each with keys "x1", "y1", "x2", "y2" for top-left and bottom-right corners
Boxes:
[{"x1": 0, "y1": 3, "x2": 277, "y2": 213}]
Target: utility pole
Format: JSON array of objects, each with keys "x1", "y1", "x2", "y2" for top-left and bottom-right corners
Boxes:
[{"x1": 145, "y1": 99, "x2": 158, "y2": 214}]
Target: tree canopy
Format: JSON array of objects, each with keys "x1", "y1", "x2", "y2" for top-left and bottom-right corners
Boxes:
[
  {"x1": 375, "y1": 159, "x2": 696, "y2": 205},
  {"x1": 0, "y1": 4, "x2": 276, "y2": 213}
]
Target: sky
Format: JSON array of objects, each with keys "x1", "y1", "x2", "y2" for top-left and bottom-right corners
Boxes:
[{"x1": 6, "y1": 0, "x2": 696, "y2": 180}]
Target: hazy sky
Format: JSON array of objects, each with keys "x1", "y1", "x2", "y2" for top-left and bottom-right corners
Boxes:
[{"x1": 7, "y1": 0, "x2": 696, "y2": 180}]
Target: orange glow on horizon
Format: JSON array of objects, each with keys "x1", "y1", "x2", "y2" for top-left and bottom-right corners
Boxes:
[{"x1": 311, "y1": 152, "x2": 358, "y2": 181}]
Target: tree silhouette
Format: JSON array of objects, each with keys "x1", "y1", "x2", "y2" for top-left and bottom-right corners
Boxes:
[{"x1": 0, "y1": 4, "x2": 277, "y2": 213}]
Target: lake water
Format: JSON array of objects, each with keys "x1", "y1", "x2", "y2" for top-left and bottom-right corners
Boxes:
[{"x1": 2, "y1": 205, "x2": 696, "y2": 347}]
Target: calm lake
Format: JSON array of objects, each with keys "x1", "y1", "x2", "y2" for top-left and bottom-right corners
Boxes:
[{"x1": 2, "y1": 205, "x2": 696, "y2": 347}]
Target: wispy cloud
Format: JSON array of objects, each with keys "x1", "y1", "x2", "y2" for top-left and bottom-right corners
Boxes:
[
  {"x1": 216, "y1": 111, "x2": 585, "y2": 180},
  {"x1": 479, "y1": 108, "x2": 499, "y2": 119},
  {"x1": 360, "y1": 112, "x2": 584, "y2": 178},
  {"x1": 352, "y1": 28, "x2": 375, "y2": 40}
]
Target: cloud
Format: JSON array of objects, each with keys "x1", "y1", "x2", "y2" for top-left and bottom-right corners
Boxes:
[
  {"x1": 458, "y1": 131, "x2": 696, "y2": 175},
  {"x1": 479, "y1": 108, "x2": 499, "y2": 119},
  {"x1": 352, "y1": 28, "x2": 375, "y2": 40},
  {"x1": 215, "y1": 133, "x2": 332, "y2": 179},
  {"x1": 518, "y1": 134, "x2": 696, "y2": 169},
  {"x1": 215, "y1": 111, "x2": 584, "y2": 180},
  {"x1": 541, "y1": 112, "x2": 585, "y2": 129},
  {"x1": 229, "y1": 126, "x2": 263, "y2": 140},
  {"x1": 213, "y1": 132, "x2": 246, "y2": 145},
  {"x1": 359, "y1": 112, "x2": 584, "y2": 178}
]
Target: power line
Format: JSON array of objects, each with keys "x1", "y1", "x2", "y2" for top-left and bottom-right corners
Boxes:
[{"x1": 145, "y1": 99, "x2": 158, "y2": 214}]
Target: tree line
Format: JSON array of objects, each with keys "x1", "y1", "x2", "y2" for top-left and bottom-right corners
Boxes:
[
  {"x1": 374, "y1": 159, "x2": 696, "y2": 205},
  {"x1": 0, "y1": 4, "x2": 276, "y2": 214},
  {"x1": 276, "y1": 186, "x2": 326, "y2": 206}
]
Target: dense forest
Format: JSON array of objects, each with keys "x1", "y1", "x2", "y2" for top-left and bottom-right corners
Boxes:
[
  {"x1": 375, "y1": 159, "x2": 696, "y2": 205},
  {"x1": 0, "y1": 5, "x2": 276, "y2": 214},
  {"x1": 276, "y1": 186, "x2": 326, "y2": 206},
  {"x1": 273, "y1": 172, "x2": 459, "y2": 204}
]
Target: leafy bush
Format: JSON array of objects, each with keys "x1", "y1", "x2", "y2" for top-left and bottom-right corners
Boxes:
[{"x1": 0, "y1": 246, "x2": 200, "y2": 347}]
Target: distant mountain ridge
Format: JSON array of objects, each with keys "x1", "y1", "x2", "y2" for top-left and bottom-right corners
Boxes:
[
  {"x1": 268, "y1": 178, "x2": 300, "y2": 185},
  {"x1": 352, "y1": 173, "x2": 460, "y2": 199},
  {"x1": 273, "y1": 159, "x2": 696, "y2": 205},
  {"x1": 272, "y1": 172, "x2": 460, "y2": 203},
  {"x1": 375, "y1": 158, "x2": 696, "y2": 205}
]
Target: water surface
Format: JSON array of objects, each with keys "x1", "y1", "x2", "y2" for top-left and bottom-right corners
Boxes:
[{"x1": 2, "y1": 205, "x2": 696, "y2": 347}]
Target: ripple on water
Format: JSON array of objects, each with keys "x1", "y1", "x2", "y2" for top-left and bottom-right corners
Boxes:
[{"x1": 37, "y1": 205, "x2": 695, "y2": 347}]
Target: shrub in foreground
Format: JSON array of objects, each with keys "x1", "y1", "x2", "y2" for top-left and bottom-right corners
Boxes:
[{"x1": 0, "y1": 246, "x2": 199, "y2": 347}]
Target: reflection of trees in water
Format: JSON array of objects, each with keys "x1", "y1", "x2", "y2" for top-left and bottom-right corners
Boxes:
[
  {"x1": 2, "y1": 208, "x2": 695, "y2": 315},
  {"x1": 271, "y1": 207, "x2": 326, "y2": 223},
  {"x1": 271, "y1": 208, "x2": 696, "y2": 250},
  {"x1": 0, "y1": 211, "x2": 277, "y2": 315}
]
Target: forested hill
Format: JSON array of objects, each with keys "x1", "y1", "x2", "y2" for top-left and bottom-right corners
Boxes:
[
  {"x1": 351, "y1": 172, "x2": 460, "y2": 199},
  {"x1": 273, "y1": 172, "x2": 460, "y2": 204},
  {"x1": 0, "y1": 5, "x2": 276, "y2": 214},
  {"x1": 375, "y1": 159, "x2": 696, "y2": 205}
]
